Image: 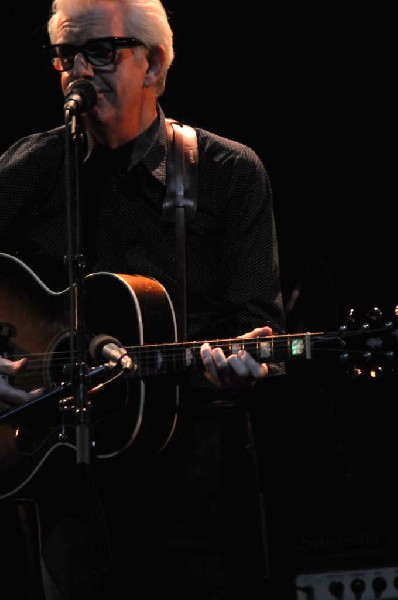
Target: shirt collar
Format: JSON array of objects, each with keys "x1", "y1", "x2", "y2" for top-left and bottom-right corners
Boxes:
[{"x1": 83, "y1": 105, "x2": 168, "y2": 185}]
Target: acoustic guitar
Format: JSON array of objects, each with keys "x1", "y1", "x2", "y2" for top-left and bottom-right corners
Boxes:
[{"x1": 0, "y1": 252, "x2": 395, "y2": 499}]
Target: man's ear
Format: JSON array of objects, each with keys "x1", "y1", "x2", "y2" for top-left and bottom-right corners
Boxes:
[{"x1": 144, "y1": 44, "x2": 166, "y2": 87}]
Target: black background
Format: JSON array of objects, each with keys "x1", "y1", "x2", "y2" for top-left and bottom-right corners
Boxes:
[
  {"x1": 3, "y1": 3, "x2": 398, "y2": 596},
  {"x1": 2, "y1": 5, "x2": 398, "y2": 317}
]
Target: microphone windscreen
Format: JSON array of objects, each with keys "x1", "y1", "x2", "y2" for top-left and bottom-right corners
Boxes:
[
  {"x1": 89, "y1": 334, "x2": 122, "y2": 363},
  {"x1": 64, "y1": 79, "x2": 97, "y2": 112}
]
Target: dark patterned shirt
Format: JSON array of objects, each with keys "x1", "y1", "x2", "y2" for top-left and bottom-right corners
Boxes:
[{"x1": 0, "y1": 106, "x2": 285, "y2": 389}]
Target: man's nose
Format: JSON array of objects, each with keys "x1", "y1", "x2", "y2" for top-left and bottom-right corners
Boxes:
[{"x1": 70, "y1": 52, "x2": 95, "y2": 77}]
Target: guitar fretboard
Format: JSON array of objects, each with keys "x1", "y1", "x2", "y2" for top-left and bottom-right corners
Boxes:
[{"x1": 128, "y1": 333, "x2": 317, "y2": 377}]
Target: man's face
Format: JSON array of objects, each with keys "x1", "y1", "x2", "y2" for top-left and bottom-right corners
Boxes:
[{"x1": 54, "y1": 1, "x2": 149, "y2": 133}]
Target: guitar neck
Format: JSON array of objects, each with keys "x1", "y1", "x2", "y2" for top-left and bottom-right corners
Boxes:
[{"x1": 129, "y1": 331, "x2": 325, "y2": 378}]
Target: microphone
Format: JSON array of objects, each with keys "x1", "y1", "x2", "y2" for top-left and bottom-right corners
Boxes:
[
  {"x1": 89, "y1": 334, "x2": 134, "y2": 371},
  {"x1": 64, "y1": 79, "x2": 97, "y2": 114}
]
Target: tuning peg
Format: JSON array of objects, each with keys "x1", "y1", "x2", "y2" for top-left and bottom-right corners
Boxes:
[
  {"x1": 346, "y1": 364, "x2": 384, "y2": 380},
  {"x1": 338, "y1": 324, "x2": 348, "y2": 335},
  {"x1": 361, "y1": 351, "x2": 372, "y2": 363},
  {"x1": 367, "y1": 307, "x2": 383, "y2": 321},
  {"x1": 345, "y1": 366, "x2": 363, "y2": 378},
  {"x1": 369, "y1": 365, "x2": 383, "y2": 379},
  {"x1": 384, "y1": 350, "x2": 396, "y2": 361},
  {"x1": 335, "y1": 305, "x2": 398, "y2": 380}
]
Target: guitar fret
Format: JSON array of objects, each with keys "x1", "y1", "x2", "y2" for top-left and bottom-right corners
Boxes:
[
  {"x1": 259, "y1": 340, "x2": 272, "y2": 360},
  {"x1": 160, "y1": 348, "x2": 169, "y2": 374},
  {"x1": 172, "y1": 345, "x2": 185, "y2": 373},
  {"x1": 230, "y1": 342, "x2": 240, "y2": 354},
  {"x1": 289, "y1": 334, "x2": 310, "y2": 359},
  {"x1": 185, "y1": 347, "x2": 194, "y2": 367},
  {"x1": 156, "y1": 349, "x2": 164, "y2": 371}
]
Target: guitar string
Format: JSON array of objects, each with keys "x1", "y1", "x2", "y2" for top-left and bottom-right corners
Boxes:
[
  {"x1": 3, "y1": 330, "x2": 391, "y2": 386},
  {"x1": 3, "y1": 327, "x2": 389, "y2": 365},
  {"x1": 4, "y1": 341, "x2": 355, "y2": 368},
  {"x1": 3, "y1": 325, "x2": 382, "y2": 366}
]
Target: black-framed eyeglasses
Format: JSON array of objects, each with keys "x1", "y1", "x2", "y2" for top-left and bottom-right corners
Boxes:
[{"x1": 46, "y1": 36, "x2": 147, "y2": 72}]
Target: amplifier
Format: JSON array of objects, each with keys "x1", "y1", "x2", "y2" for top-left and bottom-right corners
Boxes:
[{"x1": 296, "y1": 566, "x2": 398, "y2": 599}]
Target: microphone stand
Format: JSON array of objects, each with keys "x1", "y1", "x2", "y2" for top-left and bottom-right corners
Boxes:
[
  {"x1": 62, "y1": 85, "x2": 113, "y2": 599},
  {"x1": 64, "y1": 105, "x2": 91, "y2": 466}
]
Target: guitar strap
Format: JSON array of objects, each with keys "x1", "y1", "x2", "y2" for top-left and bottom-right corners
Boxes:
[{"x1": 163, "y1": 118, "x2": 198, "y2": 341}]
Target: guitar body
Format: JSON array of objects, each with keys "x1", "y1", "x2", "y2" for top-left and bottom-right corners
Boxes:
[
  {"x1": 1, "y1": 253, "x2": 395, "y2": 499},
  {"x1": 0, "y1": 253, "x2": 178, "y2": 499}
]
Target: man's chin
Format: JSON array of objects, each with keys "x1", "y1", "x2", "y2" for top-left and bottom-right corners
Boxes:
[{"x1": 85, "y1": 104, "x2": 114, "y2": 127}]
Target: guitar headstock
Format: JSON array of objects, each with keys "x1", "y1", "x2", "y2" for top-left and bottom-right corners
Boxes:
[{"x1": 336, "y1": 306, "x2": 398, "y2": 379}]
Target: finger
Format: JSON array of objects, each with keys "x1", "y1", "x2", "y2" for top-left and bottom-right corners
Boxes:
[
  {"x1": 0, "y1": 378, "x2": 42, "y2": 407},
  {"x1": 0, "y1": 357, "x2": 28, "y2": 376},
  {"x1": 212, "y1": 347, "x2": 237, "y2": 385},
  {"x1": 200, "y1": 343, "x2": 268, "y2": 390},
  {"x1": 236, "y1": 350, "x2": 268, "y2": 379},
  {"x1": 226, "y1": 353, "x2": 250, "y2": 378},
  {"x1": 226, "y1": 353, "x2": 267, "y2": 388},
  {"x1": 200, "y1": 343, "x2": 221, "y2": 385},
  {"x1": 201, "y1": 344, "x2": 234, "y2": 388},
  {"x1": 240, "y1": 326, "x2": 273, "y2": 339},
  {"x1": 0, "y1": 384, "x2": 33, "y2": 406}
]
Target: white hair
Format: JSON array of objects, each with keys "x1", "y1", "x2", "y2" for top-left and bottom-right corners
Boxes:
[{"x1": 47, "y1": 0, "x2": 174, "y2": 94}]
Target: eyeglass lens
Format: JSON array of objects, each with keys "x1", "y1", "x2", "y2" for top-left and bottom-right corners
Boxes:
[{"x1": 53, "y1": 40, "x2": 114, "y2": 71}]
